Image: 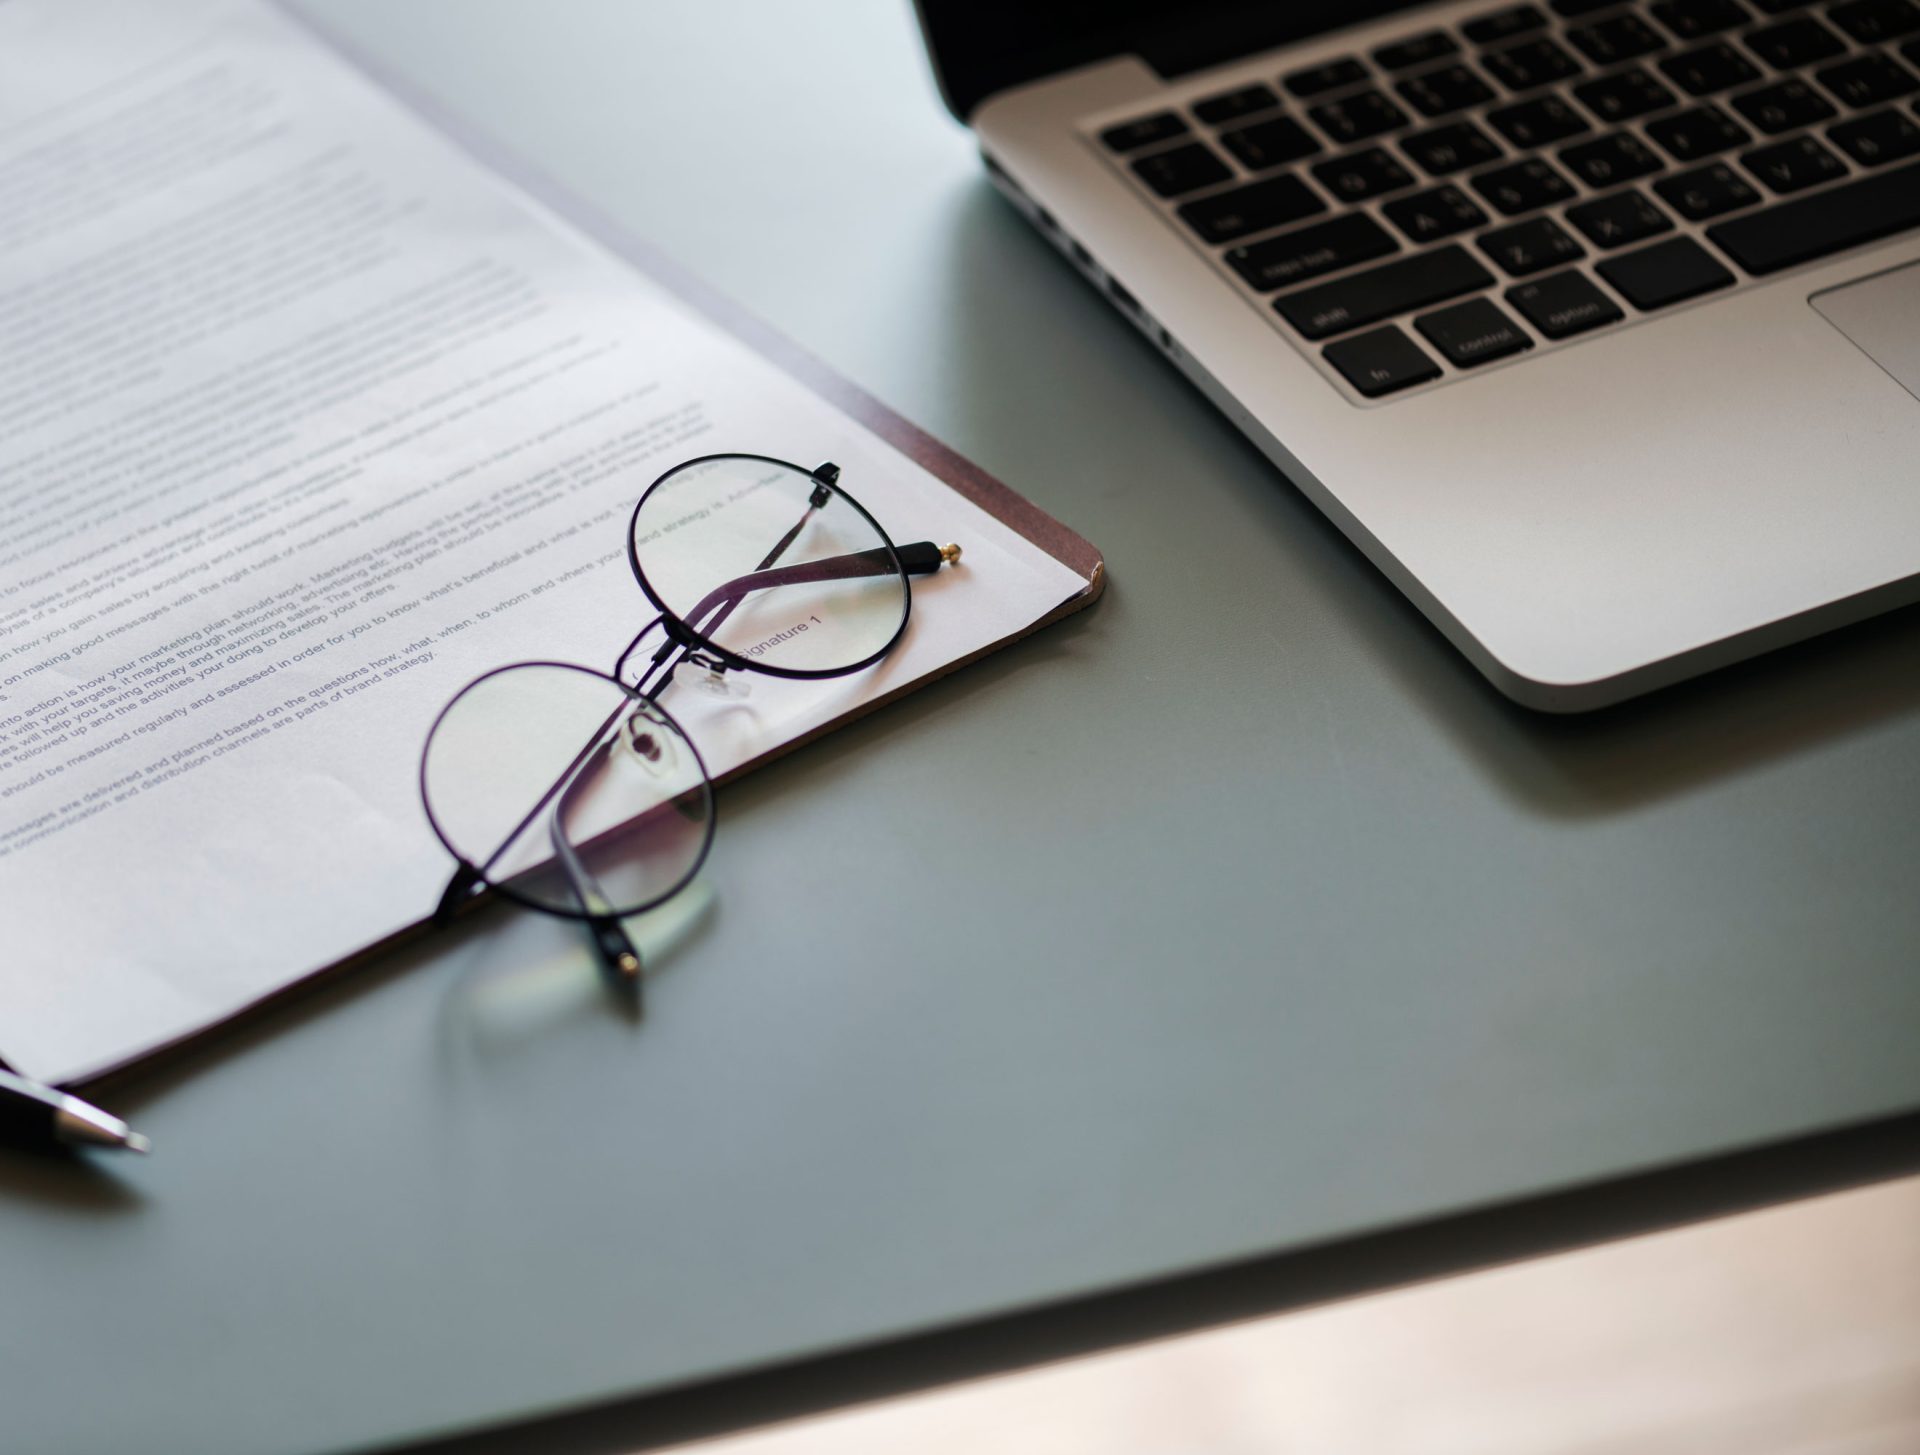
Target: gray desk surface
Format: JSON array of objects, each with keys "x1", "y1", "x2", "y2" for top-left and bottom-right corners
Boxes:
[{"x1": 4, "y1": 4, "x2": 1918, "y2": 1454}]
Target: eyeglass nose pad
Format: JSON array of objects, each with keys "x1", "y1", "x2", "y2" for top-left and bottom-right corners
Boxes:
[
  {"x1": 617, "y1": 707, "x2": 681, "y2": 775},
  {"x1": 673, "y1": 652, "x2": 750, "y2": 700}
]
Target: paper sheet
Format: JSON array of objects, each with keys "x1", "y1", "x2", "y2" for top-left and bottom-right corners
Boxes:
[{"x1": 0, "y1": 0, "x2": 1087, "y2": 1083}]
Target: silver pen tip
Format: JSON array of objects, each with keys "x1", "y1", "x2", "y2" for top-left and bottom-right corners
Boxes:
[{"x1": 54, "y1": 1096, "x2": 149, "y2": 1153}]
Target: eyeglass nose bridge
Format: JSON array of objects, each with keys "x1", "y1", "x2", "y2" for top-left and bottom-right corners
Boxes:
[
  {"x1": 612, "y1": 613, "x2": 677, "y2": 690},
  {"x1": 612, "y1": 614, "x2": 753, "y2": 701},
  {"x1": 674, "y1": 650, "x2": 750, "y2": 699}
]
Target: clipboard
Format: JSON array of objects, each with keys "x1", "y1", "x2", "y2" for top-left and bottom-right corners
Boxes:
[{"x1": 62, "y1": 7, "x2": 1105, "y2": 1088}]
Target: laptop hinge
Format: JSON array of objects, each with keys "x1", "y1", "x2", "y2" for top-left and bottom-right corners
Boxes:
[{"x1": 914, "y1": 0, "x2": 1435, "y2": 122}]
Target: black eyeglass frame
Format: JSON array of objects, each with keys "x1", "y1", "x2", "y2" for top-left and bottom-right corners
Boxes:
[{"x1": 420, "y1": 452, "x2": 957, "y2": 993}]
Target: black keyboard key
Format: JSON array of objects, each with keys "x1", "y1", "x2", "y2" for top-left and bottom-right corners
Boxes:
[
  {"x1": 1464, "y1": 5, "x2": 1550, "y2": 43},
  {"x1": 1177, "y1": 174, "x2": 1327, "y2": 242},
  {"x1": 1284, "y1": 57, "x2": 1370, "y2": 97},
  {"x1": 1596, "y1": 234, "x2": 1735, "y2": 305},
  {"x1": 1324, "y1": 326, "x2": 1443, "y2": 394},
  {"x1": 1655, "y1": 159, "x2": 1763, "y2": 214},
  {"x1": 1397, "y1": 63, "x2": 1497, "y2": 116},
  {"x1": 1751, "y1": 0, "x2": 1815, "y2": 12},
  {"x1": 1575, "y1": 67, "x2": 1681, "y2": 121},
  {"x1": 1506, "y1": 268, "x2": 1625, "y2": 335},
  {"x1": 1732, "y1": 79, "x2": 1838, "y2": 132},
  {"x1": 1553, "y1": 0, "x2": 1622, "y2": 17},
  {"x1": 1488, "y1": 94, "x2": 1593, "y2": 146},
  {"x1": 1131, "y1": 142, "x2": 1234, "y2": 196},
  {"x1": 1483, "y1": 38, "x2": 1584, "y2": 91},
  {"x1": 1193, "y1": 84, "x2": 1282, "y2": 125},
  {"x1": 1416, "y1": 297, "x2": 1534, "y2": 363},
  {"x1": 1708, "y1": 154, "x2": 1920, "y2": 268},
  {"x1": 1742, "y1": 133, "x2": 1848, "y2": 190},
  {"x1": 1561, "y1": 130, "x2": 1667, "y2": 185},
  {"x1": 1478, "y1": 215, "x2": 1588, "y2": 274},
  {"x1": 1376, "y1": 31, "x2": 1460, "y2": 70},
  {"x1": 1906, "y1": 37, "x2": 1920, "y2": 65},
  {"x1": 1275, "y1": 244, "x2": 1496, "y2": 337},
  {"x1": 1661, "y1": 41, "x2": 1761, "y2": 95},
  {"x1": 1471, "y1": 157, "x2": 1579, "y2": 212},
  {"x1": 1829, "y1": 106, "x2": 1920, "y2": 162},
  {"x1": 1647, "y1": 103, "x2": 1751, "y2": 157},
  {"x1": 1651, "y1": 0, "x2": 1752, "y2": 37},
  {"x1": 1828, "y1": 0, "x2": 1920, "y2": 41},
  {"x1": 1567, "y1": 188, "x2": 1677, "y2": 244},
  {"x1": 1568, "y1": 13, "x2": 1669, "y2": 64},
  {"x1": 1309, "y1": 89, "x2": 1412, "y2": 142},
  {"x1": 1816, "y1": 55, "x2": 1920, "y2": 109},
  {"x1": 1221, "y1": 115, "x2": 1323, "y2": 169},
  {"x1": 1382, "y1": 183, "x2": 1492, "y2": 240},
  {"x1": 1402, "y1": 120, "x2": 1505, "y2": 174},
  {"x1": 1742, "y1": 16, "x2": 1846, "y2": 67},
  {"x1": 1313, "y1": 147, "x2": 1418, "y2": 199},
  {"x1": 1225, "y1": 212, "x2": 1400, "y2": 290},
  {"x1": 1102, "y1": 112, "x2": 1190, "y2": 152}
]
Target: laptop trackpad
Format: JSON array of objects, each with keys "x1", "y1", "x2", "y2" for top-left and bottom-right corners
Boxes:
[{"x1": 1812, "y1": 262, "x2": 1920, "y2": 404}]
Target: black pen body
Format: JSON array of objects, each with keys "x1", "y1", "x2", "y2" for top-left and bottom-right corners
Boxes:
[
  {"x1": 0, "y1": 1069, "x2": 69, "y2": 1151},
  {"x1": 0, "y1": 1069, "x2": 148, "y2": 1154}
]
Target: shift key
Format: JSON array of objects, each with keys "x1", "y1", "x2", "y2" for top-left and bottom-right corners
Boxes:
[
  {"x1": 1275, "y1": 245, "x2": 1495, "y2": 339},
  {"x1": 1225, "y1": 213, "x2": 1399, "y2": 292}
]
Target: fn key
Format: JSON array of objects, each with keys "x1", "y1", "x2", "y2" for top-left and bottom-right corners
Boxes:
[{"x1": 1325, "y1": 326, "x2": 1443, "y2": 397}]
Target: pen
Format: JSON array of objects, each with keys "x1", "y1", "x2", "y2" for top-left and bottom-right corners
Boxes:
[{"x1": 0, "y1": 1068, "x2": 150, "y2": 1155}]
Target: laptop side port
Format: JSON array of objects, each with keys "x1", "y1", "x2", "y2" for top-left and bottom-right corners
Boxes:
[{"x1": 978, "y1": 150, "x2": 1182, "y2": 362}]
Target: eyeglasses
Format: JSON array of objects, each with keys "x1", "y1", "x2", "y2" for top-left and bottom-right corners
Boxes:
[{"x1": 419, "y1": 453, "x2": 960, "y2": 994}]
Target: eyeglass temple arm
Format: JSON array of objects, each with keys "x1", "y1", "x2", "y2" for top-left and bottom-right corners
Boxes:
[
  {"x1": 626, "y1": 540, "x2": 958, "y2": 700},
  {"x1": 624, "y1": 543, "x2": 957, "y2": 699},
  {"x1": 429, "y1": 738, "x2": 644, "y2": 990},
  {"x1": 673, "y1": 541, "x2": 960, "y2": 651},
  {"x1": 548, "y1": 743, "x2": 645, "y2": 993}
]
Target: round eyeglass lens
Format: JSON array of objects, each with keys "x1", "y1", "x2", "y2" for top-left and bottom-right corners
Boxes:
[
  {"x1": 421, "y1": 662, "x2": 713, "y2": 918},
  {"x1": 629, "y1": 456, "x2": 909, "y2": 676}
]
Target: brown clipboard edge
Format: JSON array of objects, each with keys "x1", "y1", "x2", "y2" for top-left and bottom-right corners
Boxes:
[{"x1": 65, "y1": 6, "x2": 1104, "y2": 1092}]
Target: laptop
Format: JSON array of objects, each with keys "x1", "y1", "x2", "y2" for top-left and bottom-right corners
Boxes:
[{"x1": 914, "y1": 0, "x2": 1920, "y2": 710}]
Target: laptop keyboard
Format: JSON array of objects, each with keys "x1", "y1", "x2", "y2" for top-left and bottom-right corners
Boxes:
[{"x1": 1090, "y1": 0, "x2": 1920, "y2": 400}]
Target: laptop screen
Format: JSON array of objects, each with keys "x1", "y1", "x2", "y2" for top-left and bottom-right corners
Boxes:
[{"x1": 916, "y1": 0, "x2": 1434, "y2": 119}]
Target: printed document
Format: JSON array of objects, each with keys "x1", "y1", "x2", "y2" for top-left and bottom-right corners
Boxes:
[{"x1": 0, "y1": 0, "x2": 1087, "y2": 1081}]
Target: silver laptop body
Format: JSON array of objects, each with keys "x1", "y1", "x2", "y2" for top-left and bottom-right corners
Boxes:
[{"x1": 920, "y1": 0, "x2": 1920, "y2": 709}]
